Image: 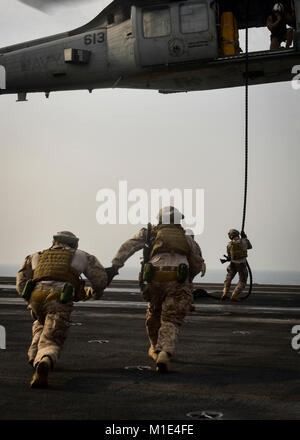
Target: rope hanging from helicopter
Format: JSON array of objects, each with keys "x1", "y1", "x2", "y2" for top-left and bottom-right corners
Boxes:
[
  {"x1": 239, "y1": 0, "x2": 253, "y2": 301},
  {"x1": 195, "y1": 0, "x2": 253, "y2": 302}
]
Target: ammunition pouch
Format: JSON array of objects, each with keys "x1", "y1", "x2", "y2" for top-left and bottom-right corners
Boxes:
[
  {"x1": 60, "y1": 284, "x2": 74, "y2": 304},
  {"x1": 143, "y1": 263, "x2": 155, "y2": 283},
  {"x1": 177, "y1": 263, "x2": 189, "y2": 283},
  {"x1": 21, "y1": 280, "x2": 36, "y2": 301}
]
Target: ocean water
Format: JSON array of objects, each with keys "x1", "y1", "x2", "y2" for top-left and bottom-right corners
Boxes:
[{"x1": 2, "y1": 264, "x2": 300, "y2": 286}]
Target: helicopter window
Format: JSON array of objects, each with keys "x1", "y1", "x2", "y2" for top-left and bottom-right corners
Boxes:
[
  {"x1": 180, "y1": 3, "x2": 209, "y2": 33},
  {"x1": 143, "y1": 7, "x2": 171, "y2": 38}
]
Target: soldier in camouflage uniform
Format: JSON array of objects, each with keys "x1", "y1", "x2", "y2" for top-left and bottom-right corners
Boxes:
[
  {"x1": 221, "y1": 229, "x2": 252, "y2": 301},
  {"x1": 107, "y1": 207, "x2": 205, "y2": 373},
  {"x1": 16, "y1": 231, "x2": 107, "y2": 388}
]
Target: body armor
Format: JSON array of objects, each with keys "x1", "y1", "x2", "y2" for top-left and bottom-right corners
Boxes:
[
  {"x1": 33, "y1": 248, "x2": 85, "y2": 301},
  {"x1": 229, "y1": 239, "x2": 248, "y2": 260},
  {"x1": 149, "y1": 224, "x2": 190, "y2": 259}
]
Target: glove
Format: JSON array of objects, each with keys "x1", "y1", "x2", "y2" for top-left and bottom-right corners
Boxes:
[
  {"x1": 241, "y1": 231, "x2": 247, "y2": 239},
  {"x1": 200, "y1": 262, "x2": 206, "y2": 278},
  {"x1": 105, "y1": 266, "x2": 119, "y2": 286},
  {"x1": 220, "y1": 255, "x2": 230, "y2": 264},
  {"x1": 84, "y1": 287, "x2": 103, "y2": 301}
]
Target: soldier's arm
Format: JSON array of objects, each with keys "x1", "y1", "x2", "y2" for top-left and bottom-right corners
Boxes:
[
  {"x1": 16, "y1": 255, "x2": 33, "y2": 296},
  {"x1": 186, "y1": 236, "x2": 204, "y2": 280},
  {"x1": 267, "y1": 15, "x2": 281, "y2": 32},
  {"x1": 227, "y1": 244, "x2": 231, "y2": 259},
  {"x1": 84, "y1": 254, "x2": 108, "y2": 300},
  {"x1": 111, "y1": 228, "x2": 147, "y2": 269},
  {"x1": 195, "y1": 241, "x2": 204, "y2": 260}
]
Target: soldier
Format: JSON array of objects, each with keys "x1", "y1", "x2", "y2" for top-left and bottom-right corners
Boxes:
[
  {"x1": 221, "y1": 229, "x2": 252, "y2": 301},
  {"x1": 16, "y1": 231, "x2": 107, "y2": 388},
  {"x1": 267, "y1": 3, "x2": 294, "y2": 50},
  {"x1": 106, "y1": 206, "x2": 205, "y2": 373}
]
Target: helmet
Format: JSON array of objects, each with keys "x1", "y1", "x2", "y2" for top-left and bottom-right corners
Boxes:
[
  {"x1": 228, "y1": 229, "x2": 240, "y2": 239},
  {"x1": 273, "y1": 3, "x2": 284, "y2": 13},
  {"x1": 157, "y1": 206, "x2": 184, "y2": 224},
  {"x1": 53, "y1": 231, "x2": 79, "y2": 248}
]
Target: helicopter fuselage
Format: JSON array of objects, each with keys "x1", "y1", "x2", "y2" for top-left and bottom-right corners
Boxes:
[{"x1": 0, "y1": 0, "x2": 300, "y2": 100}]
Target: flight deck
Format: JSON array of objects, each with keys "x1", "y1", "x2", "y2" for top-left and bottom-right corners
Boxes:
[{"x1": 0, "y1": 277, "x2": 299, "y2": 421}]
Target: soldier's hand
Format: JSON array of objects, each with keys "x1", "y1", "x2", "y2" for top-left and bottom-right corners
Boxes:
[
  {"x1": 220, "y1": 255, "x2": 230, "y2": 264},
  {"x1": 105, "y1": 266, "x2": 119, "y2": 286},
  {"x1": 201, "y1": 262, "x2": 206, "y2": 277},
  {"x1": 241, "y1": 231, "x2": 247, "y2": 239}
]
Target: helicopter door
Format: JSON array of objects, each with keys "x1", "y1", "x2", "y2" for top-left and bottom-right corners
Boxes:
[
  {"x1": 0, "y1": 66, "x2": 6, "y2": 89},
  {"x1": 133, "y1": 0, "x2": 218, "y2": 67}
]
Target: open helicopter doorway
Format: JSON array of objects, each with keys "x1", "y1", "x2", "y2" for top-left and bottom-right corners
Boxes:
[{"x1": 216, "y1": 0, "x2": 297, "y2": 56}]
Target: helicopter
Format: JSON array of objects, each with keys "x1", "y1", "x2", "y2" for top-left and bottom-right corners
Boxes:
[{"x1": 0, "y1": 0, "x2": 299, "y2": 101}]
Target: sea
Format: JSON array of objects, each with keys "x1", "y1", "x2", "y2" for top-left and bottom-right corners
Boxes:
[{"x1": 1, "y1": 264, "x2": 300, "y2": 286}]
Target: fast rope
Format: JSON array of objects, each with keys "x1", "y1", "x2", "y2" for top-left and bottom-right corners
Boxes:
[
  {"x1": 239, "y1": 0, "x2": 253, "y2": 301},
  {"x1": 196, "y1": 3, "x2": 253, "y2": 303}
]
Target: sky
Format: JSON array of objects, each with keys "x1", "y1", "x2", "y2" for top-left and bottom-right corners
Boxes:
[{"x1": 0, "y1": 0, "x2": 299, "y2": 280}]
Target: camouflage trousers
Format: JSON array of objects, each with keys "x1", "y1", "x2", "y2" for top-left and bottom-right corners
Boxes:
[
  {"x1": 144, "y1": 280, "x2": 193, "y2": 356},
  {"x1": 224, "y1": 262, "x2": 248, "y2": 297},
  {"x1": 28, "y1": 285, "x2": 72, "y2": 368}
]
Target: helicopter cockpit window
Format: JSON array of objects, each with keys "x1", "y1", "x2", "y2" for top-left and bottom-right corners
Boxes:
[
  {"x1": 180, "y1": 3, "x2": 209, "y2": 34},
  {"x1": 143, "y1": 7, "x2": 171, "y2": 38}
]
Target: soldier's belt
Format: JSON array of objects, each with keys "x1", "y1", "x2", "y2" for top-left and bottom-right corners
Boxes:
[
  {"x1": 154, "y1": 266, "x2": 178, "y2": 272},
  {"x1": 30, "y1": 289, "x2": 61, "y2": 305},
  {"x1": 152, "y1": 271, "x2": 178, "y2": 282},
  {"x1": 29, "y1": 283, "x2": 74, "y2": 305}
]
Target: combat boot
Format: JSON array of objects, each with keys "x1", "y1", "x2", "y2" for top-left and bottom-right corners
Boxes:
[
  {"x1": 221, "y1": 288, "x2": 228, "y2": 301},
  {"x1": 148, "y1": 345, "x2": 158, "y2": 362},
  {"x1": 30, "y1": 356, "x2": 52, "y2": 388},
  {"x1": 230, "y1": 292, "x2": 241, "y2": 302},
  {"x1": 156, "y1": 350, "x2": 171, "y2": 373}
]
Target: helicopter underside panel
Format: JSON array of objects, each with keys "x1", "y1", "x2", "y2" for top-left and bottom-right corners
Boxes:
[{"x1": 120, "y1": 49, "x2": 300, "y2": 92}]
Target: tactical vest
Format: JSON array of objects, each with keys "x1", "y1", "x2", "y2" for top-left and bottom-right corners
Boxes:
[
  {"x1": 149, "y1": 224, "x2": 190, "y2": 259},
  {"x1": 33, "y1": 248, "x2": 84, "y2": 300},
  {"x1": 230, "y1": 239, "x2": 248, "y2": 261}
]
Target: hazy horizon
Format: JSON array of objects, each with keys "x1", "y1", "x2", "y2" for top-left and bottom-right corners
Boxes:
[{"x1": 0, "y1": 1, "x2": 299, "y2": 280}]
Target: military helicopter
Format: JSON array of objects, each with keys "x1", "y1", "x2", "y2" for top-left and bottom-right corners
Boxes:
[{"x1": 0, "y1": 0, "x2": 299, "y2": 101}]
